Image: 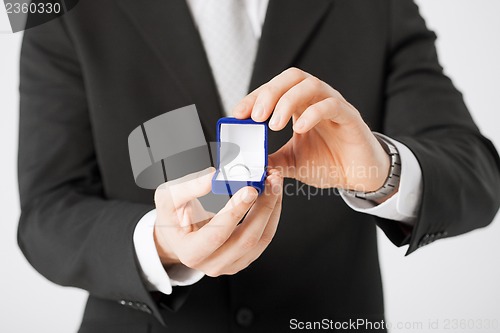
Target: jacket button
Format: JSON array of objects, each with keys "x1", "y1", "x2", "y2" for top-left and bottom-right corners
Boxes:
[
  {"x1": 236, "y1": 307, "x2": 254, "y2": 327},
  {"x1": 140, "y1": 303, "x2": 152, "y2": 314},
  {"x1": 418, "y1": 234, "x2": 430, "y2": 247}
]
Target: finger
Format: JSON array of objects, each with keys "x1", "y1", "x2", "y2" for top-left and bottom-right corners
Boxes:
[
  {"x1": 231, "y1": 179, "x2": 283, "y2": 272},
  {"x1": 230, "y1": 171, "x2": 282, "y2": 250},
  {"x1": 181, "y1": 199, "x2": 216, "y2": 230},
  {"x1": 155, "y1": 199, "x2": 215, "y2": 236},
  {"x1": 233, "y1": 68, "x2": 310, "y2": 122},
  {"x1": 252, "y1": 68, "x2": 311, "y2": 122},
  {"x1": 216, "y1": 172, "x2": 282, "y2": 255},
  {"x1": 154, "y1": 200, "x2": 215, "y2": 264},
  {"x1": 232, "y1": 86, "x2": 261, "y2": 119},
  {"x1": 155, "y1": 167, "x2": 215, "y2": 213},
  {"x1": 181, "y1": 187, "x2": 258, "y2": 265},
  {"x1": 293, "y1": 97, "x2": 360, "y2": 134},
  {"x1": 269, "y1": 76, "x2": 329, "y2": 131},
  {"x1": 197, "y1": 172, "x2": 283, "y2": 276}
]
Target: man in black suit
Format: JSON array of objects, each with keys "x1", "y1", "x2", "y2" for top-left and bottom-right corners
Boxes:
[{"x1": 18, "y1": 0, "x2": 500, "y2": 332}]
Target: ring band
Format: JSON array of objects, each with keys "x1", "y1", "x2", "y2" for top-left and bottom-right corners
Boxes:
[{"x1": 228, "y1": 163, "x2": 251, "y2": 178}]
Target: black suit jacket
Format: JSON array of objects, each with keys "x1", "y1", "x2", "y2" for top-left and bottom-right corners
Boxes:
[{"x1": 18, "y1": 0, "x2": 500, "y2": 332}]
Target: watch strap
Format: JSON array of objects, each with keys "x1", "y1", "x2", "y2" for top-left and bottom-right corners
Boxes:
[{"x1": 342, "y1": 135, "x2": 401, "y2": 201}]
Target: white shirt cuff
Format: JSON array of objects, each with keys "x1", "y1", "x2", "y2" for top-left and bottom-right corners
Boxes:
[
  {"x1": 133, "y1": 210, "x2": 205, "y2": 295},
  {"x1": 340, "y1": 134, "x2": 423, "y2": 225}
]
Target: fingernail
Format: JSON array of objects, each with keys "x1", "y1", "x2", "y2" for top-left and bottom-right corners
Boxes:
[
  {"x1": 233, "y1": 103, "x2": 245, "y2": 117},
  {"x1": 204, "y1": 166, "x2": 216, "y2": 174},
  {"x1": 196, "y1": 167, "x2": 215, "y2": 183},
  {"x1": 253, "y1": 103, "x2": 264, "y2": 120},
  {"x1": 242, "y1": 188, "x2": 257, "y2": 203},
  {"x1": 294, "y1": 119, "x2": 305, "y2": 131},
  {"x1": 269, "y1": 113, "x2": 281, "y2": 128}
]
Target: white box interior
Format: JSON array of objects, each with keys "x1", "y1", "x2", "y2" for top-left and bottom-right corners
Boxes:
[{"x1": 216, "y1": 123, "x2": 265, "y2": 181}]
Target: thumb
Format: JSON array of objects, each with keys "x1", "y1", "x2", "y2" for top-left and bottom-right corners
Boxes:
[
  {"x1": 156, "y1": 167, "x2": 215, "y2": 210},
  {"x1": 268, "y1": 143, "x2": 294, "y2": 179}
]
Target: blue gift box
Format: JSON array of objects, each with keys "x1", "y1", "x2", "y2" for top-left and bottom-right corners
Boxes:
[{"x1": 212, "y1": 117, "x2": 268, "y2": 195}]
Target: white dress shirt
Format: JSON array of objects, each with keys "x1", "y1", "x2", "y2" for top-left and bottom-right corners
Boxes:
[{"x1": 133, "y1": 0, "x2": 423, "y2": 295}]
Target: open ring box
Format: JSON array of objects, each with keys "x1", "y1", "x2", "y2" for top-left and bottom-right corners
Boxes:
[{"x1": 212, "y1": 117, "x2": 268, "y2": 195}]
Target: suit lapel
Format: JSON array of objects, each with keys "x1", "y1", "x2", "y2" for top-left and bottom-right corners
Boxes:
[
  {"x1": 116, "y1": 0, "x2": 222, "y2": 141},
  {"x1": 115, "y1": 0, "x2": 333, "y2": 140},
  {"x1": 250, "y1": 0, "x2": 333, "y2": 90}
]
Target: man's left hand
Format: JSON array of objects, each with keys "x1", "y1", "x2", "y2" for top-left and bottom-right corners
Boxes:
[{"x1": 233, "y1": 67, "x2": 390, "y2": 193}]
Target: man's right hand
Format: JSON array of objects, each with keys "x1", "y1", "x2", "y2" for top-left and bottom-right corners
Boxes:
[{"x1": 153, "y1": 167, "x2": 283, "y2": 277}]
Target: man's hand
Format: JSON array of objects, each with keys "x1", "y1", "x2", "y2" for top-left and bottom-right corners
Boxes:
[
  {"x1": 153, "y1": 168, "x2": 283, "y2": 277},
  {"x1": 233, "y1": 67, "x2": 391, "y2": 193}
]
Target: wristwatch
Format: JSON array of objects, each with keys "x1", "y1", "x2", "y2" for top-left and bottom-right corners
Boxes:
[{"x1": 342, "y1": 135, "x2": 401, "y2": 201}]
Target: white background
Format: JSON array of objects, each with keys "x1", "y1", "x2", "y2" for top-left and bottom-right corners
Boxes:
[{"x1": 1, "y1": 1, "x2": 499, "y2": 332}]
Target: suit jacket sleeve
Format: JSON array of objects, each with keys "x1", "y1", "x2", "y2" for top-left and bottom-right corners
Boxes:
[
  {"x1": 17, "y1": 17, "x2": 181, "y2": 325},
  {"x1": 376, "y1": 0, "x2": 500, "y2": 254}
]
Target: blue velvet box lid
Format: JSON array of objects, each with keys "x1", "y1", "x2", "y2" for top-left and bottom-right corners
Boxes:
[{"x1": 212, "y1": 117, "x2": 268, "y2": 195}]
